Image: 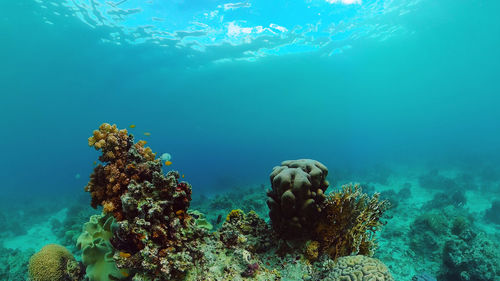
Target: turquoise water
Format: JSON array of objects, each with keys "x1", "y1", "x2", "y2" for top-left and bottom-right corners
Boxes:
[{"x1": 1, "y1": 0, "x2": 500, "y2": 280}]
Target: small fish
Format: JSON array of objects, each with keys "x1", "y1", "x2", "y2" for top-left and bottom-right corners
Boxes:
[
  {"x1": 93, "y1": 161, "x2": 97, "y2": 165},
  {"x1": 182, "y1": 174, "x2": 185, "y2": 178},
  {"x1": 129, "y1": 124, "x2": 136, "y2": 128},
  {"x1": 216, "y1": 214, "x2": 222, "y2": 224},
  {"x1": 164, "y1": 160, "x2": 172, "y2": 166},
  {"x1": 144, "y1": 132, "x2": 151, "y2": 136},
  {"x1": 119, "y1": 252, "x2": 131, "y2": 258}
]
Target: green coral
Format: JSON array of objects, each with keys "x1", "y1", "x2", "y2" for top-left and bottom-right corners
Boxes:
[
  {"x1": 77, "y1": 214, "x2": 128, "y2": 281},
  {"x1": 327, "y1": 255, "x2": 394, "y2": 281},
  {"x1": 188, "y1": 210, "x2": 213, "y2": 231}
]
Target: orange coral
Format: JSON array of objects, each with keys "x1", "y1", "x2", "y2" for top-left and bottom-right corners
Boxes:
[
  {"x1": 84, "y1": 123, "x2": 160, "y2": 220},
  {"x1": 313, "y1": 183, "x2": 389, "y2": 259}
]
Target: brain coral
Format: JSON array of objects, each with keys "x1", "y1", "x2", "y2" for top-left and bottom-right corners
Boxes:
[
  {"x1": 28, "y1": 244, "x2": 77, "y2": 281},
  {"x1": 327, "y1": 255, "x2": 394, "y2": 281},
  {"x1": 266, "y1": 159, "x2": 329, "y2": 238}
]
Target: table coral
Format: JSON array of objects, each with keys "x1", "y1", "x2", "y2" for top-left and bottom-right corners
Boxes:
[
  {"x1": 266, "y1": 159, "x2": 329, "y2": 239},
  {"x1": 326, "y1": 255, "x2": 394, "y2": 281}
]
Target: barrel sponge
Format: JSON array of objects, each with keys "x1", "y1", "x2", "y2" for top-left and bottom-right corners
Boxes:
[
  {"x1": 267, "y1": 159, "x2": 329, "y2": 238},
  {"x1": 328, "y1": 255, "x2": 394, "y2": 281},
  {"x1": 28, "y1": 244, "x2": 75, "y2": 281}
]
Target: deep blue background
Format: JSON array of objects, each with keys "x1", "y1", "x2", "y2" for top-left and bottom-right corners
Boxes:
[{"x1": 1, "y1": 0, "x2": 499, "y2": 202}]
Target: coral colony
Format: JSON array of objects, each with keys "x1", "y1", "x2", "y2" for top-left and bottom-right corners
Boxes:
[{"x1": 28, "y1": 123, "x2": 394, "y2": 281}]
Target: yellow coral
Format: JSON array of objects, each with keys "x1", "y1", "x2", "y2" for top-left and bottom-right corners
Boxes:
[
  {"x1": 134, "y1": 140, "x2": 156, "y2": 161},
  {"x1": 103, "y1": 201, "x2": 116, "y2": 213},
  {"x1": 226, "y1": 209, "x2": 244, "y2": 222},
  {"x1": 28, "y1": 244, "x2": 75, "y2": 281},
  {"x1": 314, "y1": 183, "x2": 389, "y2": 259},
  {"x1": 88, "y1": 123, "x2": 128, "y2": 151},
  {"x1": 304, "y1": 240, "x2": 320, "y2": 262}
]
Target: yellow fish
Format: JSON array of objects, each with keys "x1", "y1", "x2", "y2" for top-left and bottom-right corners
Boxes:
[
  {"x1": 129, "y1": 124, "x2": 136, "y2": 128},
  {"x1": 144, "y1": 132, "x2": 151, "y2": 136},
  {"x1": 182, "y1": 174, "x2": 185, "y2": 178},
  {"x1": 93, "y1": 161, "x2": 97, "y2": 165},
  {"x1": 164, "y1": 160, "x2": 172, "y2": 166}
]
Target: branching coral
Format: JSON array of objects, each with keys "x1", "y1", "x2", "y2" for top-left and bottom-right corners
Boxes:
[
  {"x1": 314, "y1": 183, "x2": 389, "y2": 259},
  {"x1": 85, "y1": 123, "x2": 158, "y2": 221}
]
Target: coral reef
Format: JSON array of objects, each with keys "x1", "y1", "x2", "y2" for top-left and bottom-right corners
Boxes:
[
  {"x1": 85, "y1": 124, "x2": 204, "y2": 280},
  {"x1": 266, "y1": 159, "x2": 329, "y2": 239},
  {"x1": 409, "y1": 206, "x2": 471, "y2": 257},
  {"x1": 28, "y1": 244, "x2": 83, "y2": 281},
  {"x1": 408, "y1": 202, "x2": 500, "y2": 281},
  {"x1": 441, "y1": 232, "x2": 500, "y2": 281},
  {"x1": 325, "y1": 255, "x2": 394, "y2": 281},
  {"x1": 28, "y1": 125, "x2": 398, "y2": 281},
  {"x1": 111, "y1": 170, "x2": 204, "y2": 280},
  {"x1": 314, "y1": 183, "x2": 390, "y2": 259},
  {"x1": 219, "y1": 210, "x2": 274, "y2": 253}
]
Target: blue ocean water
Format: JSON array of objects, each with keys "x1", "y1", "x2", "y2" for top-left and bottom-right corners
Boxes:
[{"x1": 1, "y1": 0, "x2": 500, "y2": 280}]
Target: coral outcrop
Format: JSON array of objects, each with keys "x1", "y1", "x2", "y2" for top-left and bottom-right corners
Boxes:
[
  {"x1": 84, "y1": 123, "x2": 204, "y2": 280},
  {"x1": 85, "y1": 123, "x2": 157, "y2": 220},
  {"x1": 266, "y1": 159, "x2": 329, "y2": 239},
  {"x1": 28, "y1": 244, "x2": 83, "y2": 281},
  {"x1": 266, "y1": 160, "x2": 389, "y2": 260},
  {"x1": 326, "y1": 255, "x2": 394, "y2": 281}
]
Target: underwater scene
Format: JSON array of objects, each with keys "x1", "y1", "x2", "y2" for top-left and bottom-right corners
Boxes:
[{"x1": 1, "y1": 0, "x2": 500, "y2": 280}]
